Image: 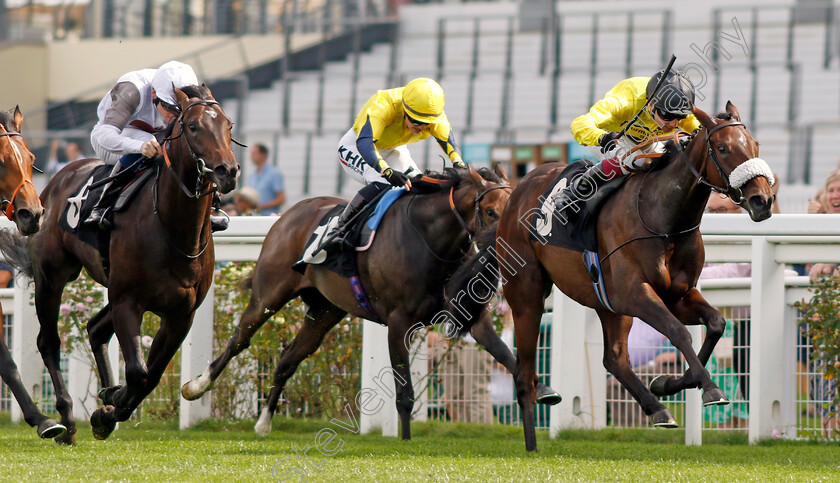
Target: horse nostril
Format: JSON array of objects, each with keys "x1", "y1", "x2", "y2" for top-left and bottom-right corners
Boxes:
[{"x1": 748, "y1": 195, "x2": 771, "y2": 213}]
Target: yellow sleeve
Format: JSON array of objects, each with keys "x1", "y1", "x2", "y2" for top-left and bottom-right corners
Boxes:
[
  {"x1": 430, "y1": 113, "x2": 462, "y2": 163},
  {"x1": 353, "y1": 90, "x2": 399, "y2": 172},
  {"x1": 679, "y1": 114, "x2": 701, "y2": 133},
  {"x1": 570, "y1": 82, "x2": 639, "y2": 146}
]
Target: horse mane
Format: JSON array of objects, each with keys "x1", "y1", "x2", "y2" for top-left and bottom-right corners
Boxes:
[
  {"x1": 409, "y1": 166, "x2": 502, "y2": 194},
  {"x1": 0, "y1": 111, "x2": 18, "y2": 133}
]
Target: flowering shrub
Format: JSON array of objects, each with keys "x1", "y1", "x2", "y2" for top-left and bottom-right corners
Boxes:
[{"x1": 796, "y1": 275, "x2": 840, "y2": 412}]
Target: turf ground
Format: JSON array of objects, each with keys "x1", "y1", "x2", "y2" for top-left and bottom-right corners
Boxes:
[{"x1": 0, "y1": 415, "x2": 838, "y2": 482}]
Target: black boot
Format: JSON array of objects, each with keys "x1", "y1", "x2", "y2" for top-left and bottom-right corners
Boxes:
[
  {"x1": 326, "y1": 192, "x2": 369, "y2": 247},
  {"x1": 552, "y1": 162, "x2": 623, "y2": 210},
  {"x1": 84, "y1": 164, "x2": 124, "y2": 230}
]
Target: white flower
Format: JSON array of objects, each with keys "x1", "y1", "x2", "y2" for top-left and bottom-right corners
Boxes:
[{"x1": 141, "y1": 335, "x2": 154, "y2": 348}]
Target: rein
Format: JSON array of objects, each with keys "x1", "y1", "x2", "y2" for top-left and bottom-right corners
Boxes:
[
  {"x1": 405, "y1": 177, "x2": 511, "y2": 262},
  {"x1": 598, "y1": 124, "x2": 745, "y2": 266},
  {"x1": 153, "y1": 98, "x2": 229, "y2": 259},
  {"x1": 0, "y1": 125, "x2": 35, "y2": 221}
]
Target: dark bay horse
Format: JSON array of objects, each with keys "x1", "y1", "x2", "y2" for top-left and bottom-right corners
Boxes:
[
  {"x1": 183, "y1": 165, "x2": 558, "y2": 439},
  {"x1": 0, "y1": 86, "x2": 239, "y2": 444},
  {"x1": 448, "y1": 102, "x2": 775, "y2": 451},
  {"x1": 0, "y1": 106, "x2": 62, "y2": 439}
]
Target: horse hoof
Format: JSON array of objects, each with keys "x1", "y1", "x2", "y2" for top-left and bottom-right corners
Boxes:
[
  {"x1": 651, "y1": 408, "x2": 678, "y2": 428},
  {"x1": 54, "y1": 427, "x2": 76, "y2": 445},
  {"x1": 702, "y1": 388, "x2": 730, "y2": 407},
  {"x1": 91, "y1": 406, "x2": 118, "y2": 440},
  {"x1": 37, "y1": 419, "x2": 67, "y2": 439},
  {"x1": 98, "y1": 385, "x2": 123, "y2": 405},
  {"x1": 649, "y1": 375, "x2": 676, "y2": 397},
  {"x1": 181, "y1": 373, "x2": 213, "y2": 401},
  {"x1": 535, "y1": 383, "x2": 562, "y2": 405}
]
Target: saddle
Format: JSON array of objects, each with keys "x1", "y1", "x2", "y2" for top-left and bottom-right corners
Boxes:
[{"x1": 58, "y1": 161, "x2": 156, "y2": 274}]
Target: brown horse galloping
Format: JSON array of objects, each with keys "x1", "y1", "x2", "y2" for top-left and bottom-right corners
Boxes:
[
  {"x1": 0, "y1": 86, "x2": 239, "y2": 444},
  {"x1": 183, "y1": 165, "x2": 560, "y2": 439},
  {"x1": 0, "y1": 106, "x2": 61, "y2": 439},
  {"x1": 448, "y1": 102, "x2": 775, "y2": 451}
]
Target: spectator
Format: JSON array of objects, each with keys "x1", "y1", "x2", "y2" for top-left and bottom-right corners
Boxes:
[
  {"x1": 804, "y1": 170, "x2": 840, "y2": 437},
  {"x1": 246, "y1": 143, "x2": 285, "y2": 215},
  {"x1": 47, "y1": 139, "x2": 86, "y2": 177},
  {"x1": 232, "y1": 186, "x2": 259, "y2": 216}
]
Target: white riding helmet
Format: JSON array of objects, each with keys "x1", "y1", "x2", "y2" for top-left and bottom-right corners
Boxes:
[{"x1": 151, "y1": 61, "x2": 199, "y2": 107}]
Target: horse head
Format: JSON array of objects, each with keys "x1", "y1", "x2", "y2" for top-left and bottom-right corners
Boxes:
[
  {"x1": 464, "y1": 163, "x2": 512, "y2": 230},
  {"x1": 692, "y1": 101, "x2": 774, "y2": 221},
  {"x1": 0, "y1": 106, "x2": 43, "y2": 235},
  {"x1": 169, "y1": 85, "x2": 240, "y2": 194}
]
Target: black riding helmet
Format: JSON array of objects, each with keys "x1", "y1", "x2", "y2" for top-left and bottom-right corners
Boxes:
[{"x1": 646, "y1": 70, "x2": 695, "y2": 118}]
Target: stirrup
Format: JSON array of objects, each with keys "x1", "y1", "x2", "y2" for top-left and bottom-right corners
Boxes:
[{"x1": 84, "y1": 207, "x2": 112, "y2": 231}]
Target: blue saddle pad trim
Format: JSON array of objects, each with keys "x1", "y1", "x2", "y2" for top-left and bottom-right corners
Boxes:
[
  {"x1": 583, "y1": 250, "x2": 616, "y2": 313},
  {"x1": 365, "y1": 188, "x2": 405, "y2": 231}
]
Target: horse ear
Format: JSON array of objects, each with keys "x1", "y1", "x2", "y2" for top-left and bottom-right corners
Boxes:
[
  {"x1": 468, "y1": 164, "x2": 487, "y2": 189},
  {"x1": 174, "y1": 85, "x2": 189, "y2": 107},
  {"x1": 201, "y1": 83, "x2": 214, "y2": 98},
  {"x1": 692, "y1": 105, "x2": 715, "y2": 130},
  {"x1": 12, "y1": 106, "x2": 23, "y2": 133},
  {"x1": 725, "y1": 101, "x2": 741, "y2": 122},
  {"x1": 493, "y1": 162, "x2": 510, "y2": 184}
]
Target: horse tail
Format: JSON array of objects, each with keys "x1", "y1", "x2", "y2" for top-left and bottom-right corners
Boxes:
[
  {"x1": 0, "y1": 228, "x2": 33, "y2": 279},
  {"x1": 445, "y1": 224, "x2": 500, "y2": 336},
  {"x1": 238, "y1": 271, "x2": 254, "y2": 292}
]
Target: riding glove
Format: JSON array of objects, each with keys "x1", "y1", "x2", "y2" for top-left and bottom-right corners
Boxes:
[
  {"x1": 598, "y1": 132, "x2": 622, "y2": 154},
  {"x1": 382, "y1": 167, "x2": 410, "y2": 187},
  {"x1": 453, "y1": 160, "x2": 467, "y2": 169}
]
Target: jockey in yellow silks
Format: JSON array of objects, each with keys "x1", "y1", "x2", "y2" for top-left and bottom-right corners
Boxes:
[
  {"x1": 327, "y1": 77, "x2": 465, "y2": 245},
  {"x1": 556, "y1": 69, "x2": 700, "y2": 208}
]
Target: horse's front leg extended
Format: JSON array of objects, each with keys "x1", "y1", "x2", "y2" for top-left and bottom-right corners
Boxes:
[
  {"x1": 631, "y1": 286, "x2": 726, "y2": 406},
  {"x1": 650, "y1": 288, "x2": 729, "y2": 406},
  {"x1": 387, "y1": 322, "x2": 415, "y2": 441}
]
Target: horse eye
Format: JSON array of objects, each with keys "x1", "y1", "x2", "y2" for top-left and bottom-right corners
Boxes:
[
  {"x1": 485, "y1": 208, "x2": 497, "y2": 219},
  {"x1": 189, "y1": 121, "x2": 198, "y2": 132},
  {"x1": 717, "y1": 145, "x2": 726, "y2": 153}
]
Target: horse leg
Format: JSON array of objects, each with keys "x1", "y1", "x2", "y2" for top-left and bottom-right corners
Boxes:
[
  {"x1": 86, "y1": 305, "x2": 118, "y2": 393},
  {"x1": 33, "y1": 277, "x2": 77, "y2": 444},
  {"x1": 599, "y1": 311, "x2": 677, "y2": 427},
  {"x1": 0, "y1": 332, "x2": 66, "y2": 439},
  {"x1": 630, "y1": 286, "x2": 723, "y2": 407},
  {"x1": 504, "y1": 266, "x2": 546, "y2": 452},
  {"x1": 90, "y1": 301, "x2": 146, "y2": 440},
  {"x1": 255, "y1": 296, "x2": 345, "y2": 436},
  {"x1": 469, "y1": 312, "x2": 561, "y2": 405},
  {"x1": 649, "y1": 288, "x2": 729, "y2": 406},
  {"x1": 182, "y1": 270, "x2": 299, "y2": 401},
  {"x1": 387, "y1": 320, "x2": 415, "y2": 441}
]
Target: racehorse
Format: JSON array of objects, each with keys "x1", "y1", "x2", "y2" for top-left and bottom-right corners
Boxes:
[
  {"x1": 0, "y1": 106, "x2": 64, "y2": 439},
  {"x1": 447, "y1": 102, "x2": 775, "y2": 451},
  {"x1": 0, "y1": 86, "x2": 239, "y2": 444},
  {"x1": 182, "y1": 165, "x2": 560, "y2": 439}
]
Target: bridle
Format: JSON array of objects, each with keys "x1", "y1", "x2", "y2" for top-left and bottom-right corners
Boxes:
[
  {"x1": 0, "y1": 125, "x2": 35, "y2": 221},
  {"x1": 406, "y1": 175, "x2": 511, "y2": 262},
  {"x1": 153, "y1": 98, "x2": 239, "y2": 259},
  {"x1": 677, "y1": 121, "x2": 750, "y2": 204}
]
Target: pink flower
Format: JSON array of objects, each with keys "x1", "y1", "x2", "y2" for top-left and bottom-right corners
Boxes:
[
  {"x1": 74, "y1": 302, "x2": 88, "y2": 312},
  {"x1": 141, "y1": 335, "x2": 154, "y2": 348},
  {"x1": 59, "y1": 303, "x2": 73, "y2": 315},
  {"x1": 85, "y1": 296, "x2": 95, "y2": 304}
]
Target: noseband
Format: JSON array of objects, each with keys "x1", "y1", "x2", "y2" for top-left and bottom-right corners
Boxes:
[{"x1": 0, "y1": 125, "x2": 35, "y2": 221}]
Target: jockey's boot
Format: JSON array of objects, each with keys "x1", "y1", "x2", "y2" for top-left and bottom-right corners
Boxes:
[
  {"x1": 326, "y1": 192, "x2": 369, "y2": 248},
  {"x1": 552, "y1": 159, "x2": 624, "y2": 211},
  {"x1": 209, "y1": 192, "x2": 229, "y2": 233},
  {"x1": 84, "y1": 163, "x2": 124, "y2": 230}
]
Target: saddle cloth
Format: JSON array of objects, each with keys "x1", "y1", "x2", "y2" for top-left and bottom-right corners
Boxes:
[
  {"x1": 295, "y1": 188, "x2": 406, "y2": 277},
  {"x1": 529, "y1": 160, "x2": 626, "y2": 253},
  {"x1": 58, "y1": 163, "x2": 155, "y2": 273}
]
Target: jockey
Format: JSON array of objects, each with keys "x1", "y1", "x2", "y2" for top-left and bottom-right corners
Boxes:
[
  {"x1": 556, "y1": 69, "x2": 701, "y2": 208},
  {"x1": 85, "y1": 61, "x2": 227, "y2": 231},
  {"x1": 327, "y1": 77, "x2": 466, "y2": 245}
]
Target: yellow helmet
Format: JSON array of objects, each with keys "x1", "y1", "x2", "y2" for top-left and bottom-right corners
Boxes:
[{"x1": 402, "y1": 78, "x2": 445, "y2": 124}]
